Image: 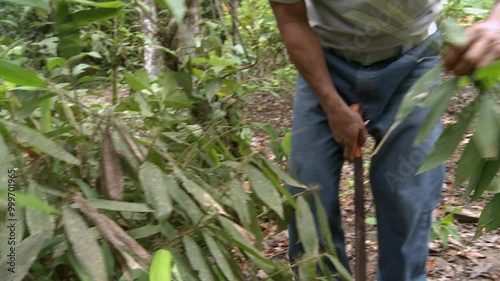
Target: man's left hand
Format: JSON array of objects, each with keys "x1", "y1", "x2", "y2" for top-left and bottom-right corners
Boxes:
[{"x1": 444, "y1": 20, "x2": 500, "y2": 76}]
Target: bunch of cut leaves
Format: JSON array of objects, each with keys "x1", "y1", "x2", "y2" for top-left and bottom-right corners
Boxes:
[{"x1": 376, "y1": 19, "x2": 499, "y2": 238}]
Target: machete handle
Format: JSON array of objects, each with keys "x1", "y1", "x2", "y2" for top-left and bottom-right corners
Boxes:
[{"x1": 351, "y1": 104, "x2": 363, "y2": 159}]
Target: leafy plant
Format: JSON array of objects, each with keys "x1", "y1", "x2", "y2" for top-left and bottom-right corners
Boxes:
[{"x1": 430, "y1": 214, "x2": 461, "y2": 248}]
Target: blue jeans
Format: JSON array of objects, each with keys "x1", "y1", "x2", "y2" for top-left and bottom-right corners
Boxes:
[{"x1": 287, "y1": 33, "x2": 445, "y2": 281}]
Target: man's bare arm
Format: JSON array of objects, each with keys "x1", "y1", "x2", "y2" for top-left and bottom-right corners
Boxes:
[{"x1": 270, "y1": 1, "x2": 366, "y2": 161}]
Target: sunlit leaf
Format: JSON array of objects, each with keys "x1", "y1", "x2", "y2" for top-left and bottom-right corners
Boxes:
[
  {"x1": 71, "y1": 8, "x2": 125, "y2": 27},
  {"x1": 125, "y1": 71, "x2": 150, "y2": 92},
  {"x1": 150, "y1": 249, "x2": 173, "y2": 281},
  {"x1": 0, "y1": 60, "x2": 47, "y2": 87},
  {"x1": 67, "y1": 0, "x2": 124, "y2": 8},
  {"x1": 0, "y1": 189, "x2": 59, "y2": 214}
]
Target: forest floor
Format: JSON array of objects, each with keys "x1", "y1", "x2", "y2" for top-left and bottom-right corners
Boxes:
[{"x1": 245, "y1": 73, "x2": 500, "y2": 281}]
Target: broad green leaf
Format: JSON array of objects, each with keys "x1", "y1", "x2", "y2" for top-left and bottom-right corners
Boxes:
[
  {"x1": 63, "y1": 207, "x2": 108, "y2": 281},
  {"x1": 296, "y1": 196, "x2": 319, "y2": 257},
  {"x1": 0, "y1": 0, "x2": 49, "y2": 11},
  {"x1": 67, "y1": 0, "x2": 124, "y2": 8},
  {"x1": 1, "y1": 121, "x2": 80, "y2": 165},
  {"x1": 71, "y1": 199, "x2": 154, "y2": 213},
  {"x1": 71, "y1": 8, "x2": 125, "y2": 27},
  {"x1": 245, "y1": 164, "x2": 284, "y2": 218},
  {"x1": 202, "y1": 231, "x2": 242, "y2": 281},
  {"x1": 0, "y1": 189, "x2": 59, "y2": 213},
  {"x1": 365, "y1": 217, "x2": 377, "y2": 225},
  {"x1": 127, "y1": 225, "x2": 159, "y2": 239},
  {"x1": 396, "y1": 64, "x2": 442, "y2": 122},
  {"x1": 26, "y1": 182, "x2": 55, "y2": 236},
  {"x1": 477, "y1": 194, "x2": 500, "y2": 233},
  {"x1": 454, "y1": 138, "x2": 482, "y2": 187},
  {"x1": 138, "y1": 162, "x2": 173, "y2": 222},
  {"x1": 0, "y1": 60, "x2": 47, "y2": 87},
  {"x1": 134, "y1": 91, "x2": 154, "y2": 117},
  {"x1": 414, "y1": 77, "x2": 458, "y2": 145},
  {"x1": 474, "y1": 94, "x2": 499, "y2": 158},
  {"x1": 182, "y1": 236, "x2": 215, "y2": 281},
  {"x1": 470, "y1": 159, "x2": 499, "y2": 201},
  {"x1": 440, "y1": 18, "x2": 468, "y2": 46},
  {"x1": 150, "y1": 249, "x2": 173, "y2": 281},
  {"x1": 124, "y1": 71, "x2": 150, "y2": 92},
  {"x1": 0, "y1": 231, "x2": 47, "y2": 281},
  {"x1": 418, "y1": 99, "x2": 478, "y2": 173}
]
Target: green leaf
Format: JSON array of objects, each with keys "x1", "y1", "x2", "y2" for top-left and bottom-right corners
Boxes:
[
  {"x1": 67, "y1": 0, "x2": 124, "y2": 8},
  {"x1": 63, "y1": 207, "x2": 108, "y2": 281},
  {"x1": 71, "y1": 199, "x2": 154, "y2": 213},
  {"x1": 0, "y1": 231, "x2": 47, "y2": 281},
  {"x1": 474, "y1": 94, "x2": 499, "y2": 158},
  {"x1": 125, "y1": 71, "x2": 150, "y2": 92},
  {"x1": 396, "y1": 64, "x2": 442, "y2": 122},
  {"x1": 138, "y1": 162, "x2": 173, "y2": 222},
  {"x1": 477, "y1": 193, "x2": 500, "y2": 233},
  {"x1": 245, "y1": 164, "x2": 284, "y2": 218},
  {"x1": 259, "y1": 156, "x2": 307, "y2": 189},
  {"x1": 46, "y1": 57, "x2": 67, "y2": 71},
  {"x1": 0, "y1": 0, "x2": 49, "y2": 11},
  {"x1": 282, "y1": 131, "x2": 291, "y2": 157},
  {"x1": 0, "y1": 189, "x2": 59, "y2": 214},
  {"x1": 0, "y1": 60, "x2": 47, "y2": 87},
  {"x1": 202, "y1": 231, "x2": 242, "y2": 281},
  {"x1": 365, "y1": 217, "x2": 377, "y2": 225},
  {"x1": 71, "y1": 8, "x2": 125, "y2": 27},
  {"x1": 469, "y1": 159, "x2": 499, "y2": 201},
  {"x1": 454, "y1": 138, "x2": 481, "y2": 187},
  {"x1": 182, "y1": 236, "x2": 215, "y2": 281},
  {"x1": 418, "y1": 99, "x2": 478, "y2": 173},
  {"x1": 296, "y1": 196, "x2": 319, "y2": 257},
  {"x1": 1, "y1": 121, "x2": 80, "y2": 165},
  {"x1": 150, "y1": 249, "x2": 173, "y2": 281},
  {"x1": 170, "y1": 249, "x2": 198, "y2": 280},
  {"x1": 440, "y1": 18, "x2": 469, "y2": 46},
  {"x1": 414, "y1": 77, "x2": 458, "y2": 145}
]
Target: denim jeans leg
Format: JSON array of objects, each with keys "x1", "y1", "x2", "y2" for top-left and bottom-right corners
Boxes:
[
  {"x1": 368, "y1": 57, "x2": 445, "y2": 281},
  {"x1": 287, "y1": 74, "x2": 351, "y2": 277}
]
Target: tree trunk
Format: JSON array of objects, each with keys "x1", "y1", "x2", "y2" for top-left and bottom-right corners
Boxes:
[
  {"x1": 139, "y1": 0, "x2": 164, "y2": 76},
  {"x1": 177, "y1": 0, "x2": 201, "y2": 65}
]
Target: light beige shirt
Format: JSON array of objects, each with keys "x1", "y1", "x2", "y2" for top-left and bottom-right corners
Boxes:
[{"x1": 271, "y1": 0, "x2": 441, "y2": 64}]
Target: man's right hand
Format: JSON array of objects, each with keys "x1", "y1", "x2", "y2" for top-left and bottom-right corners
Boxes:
[{"x1": 324, "y1": 102, "x2": 367, "y2": 162}]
